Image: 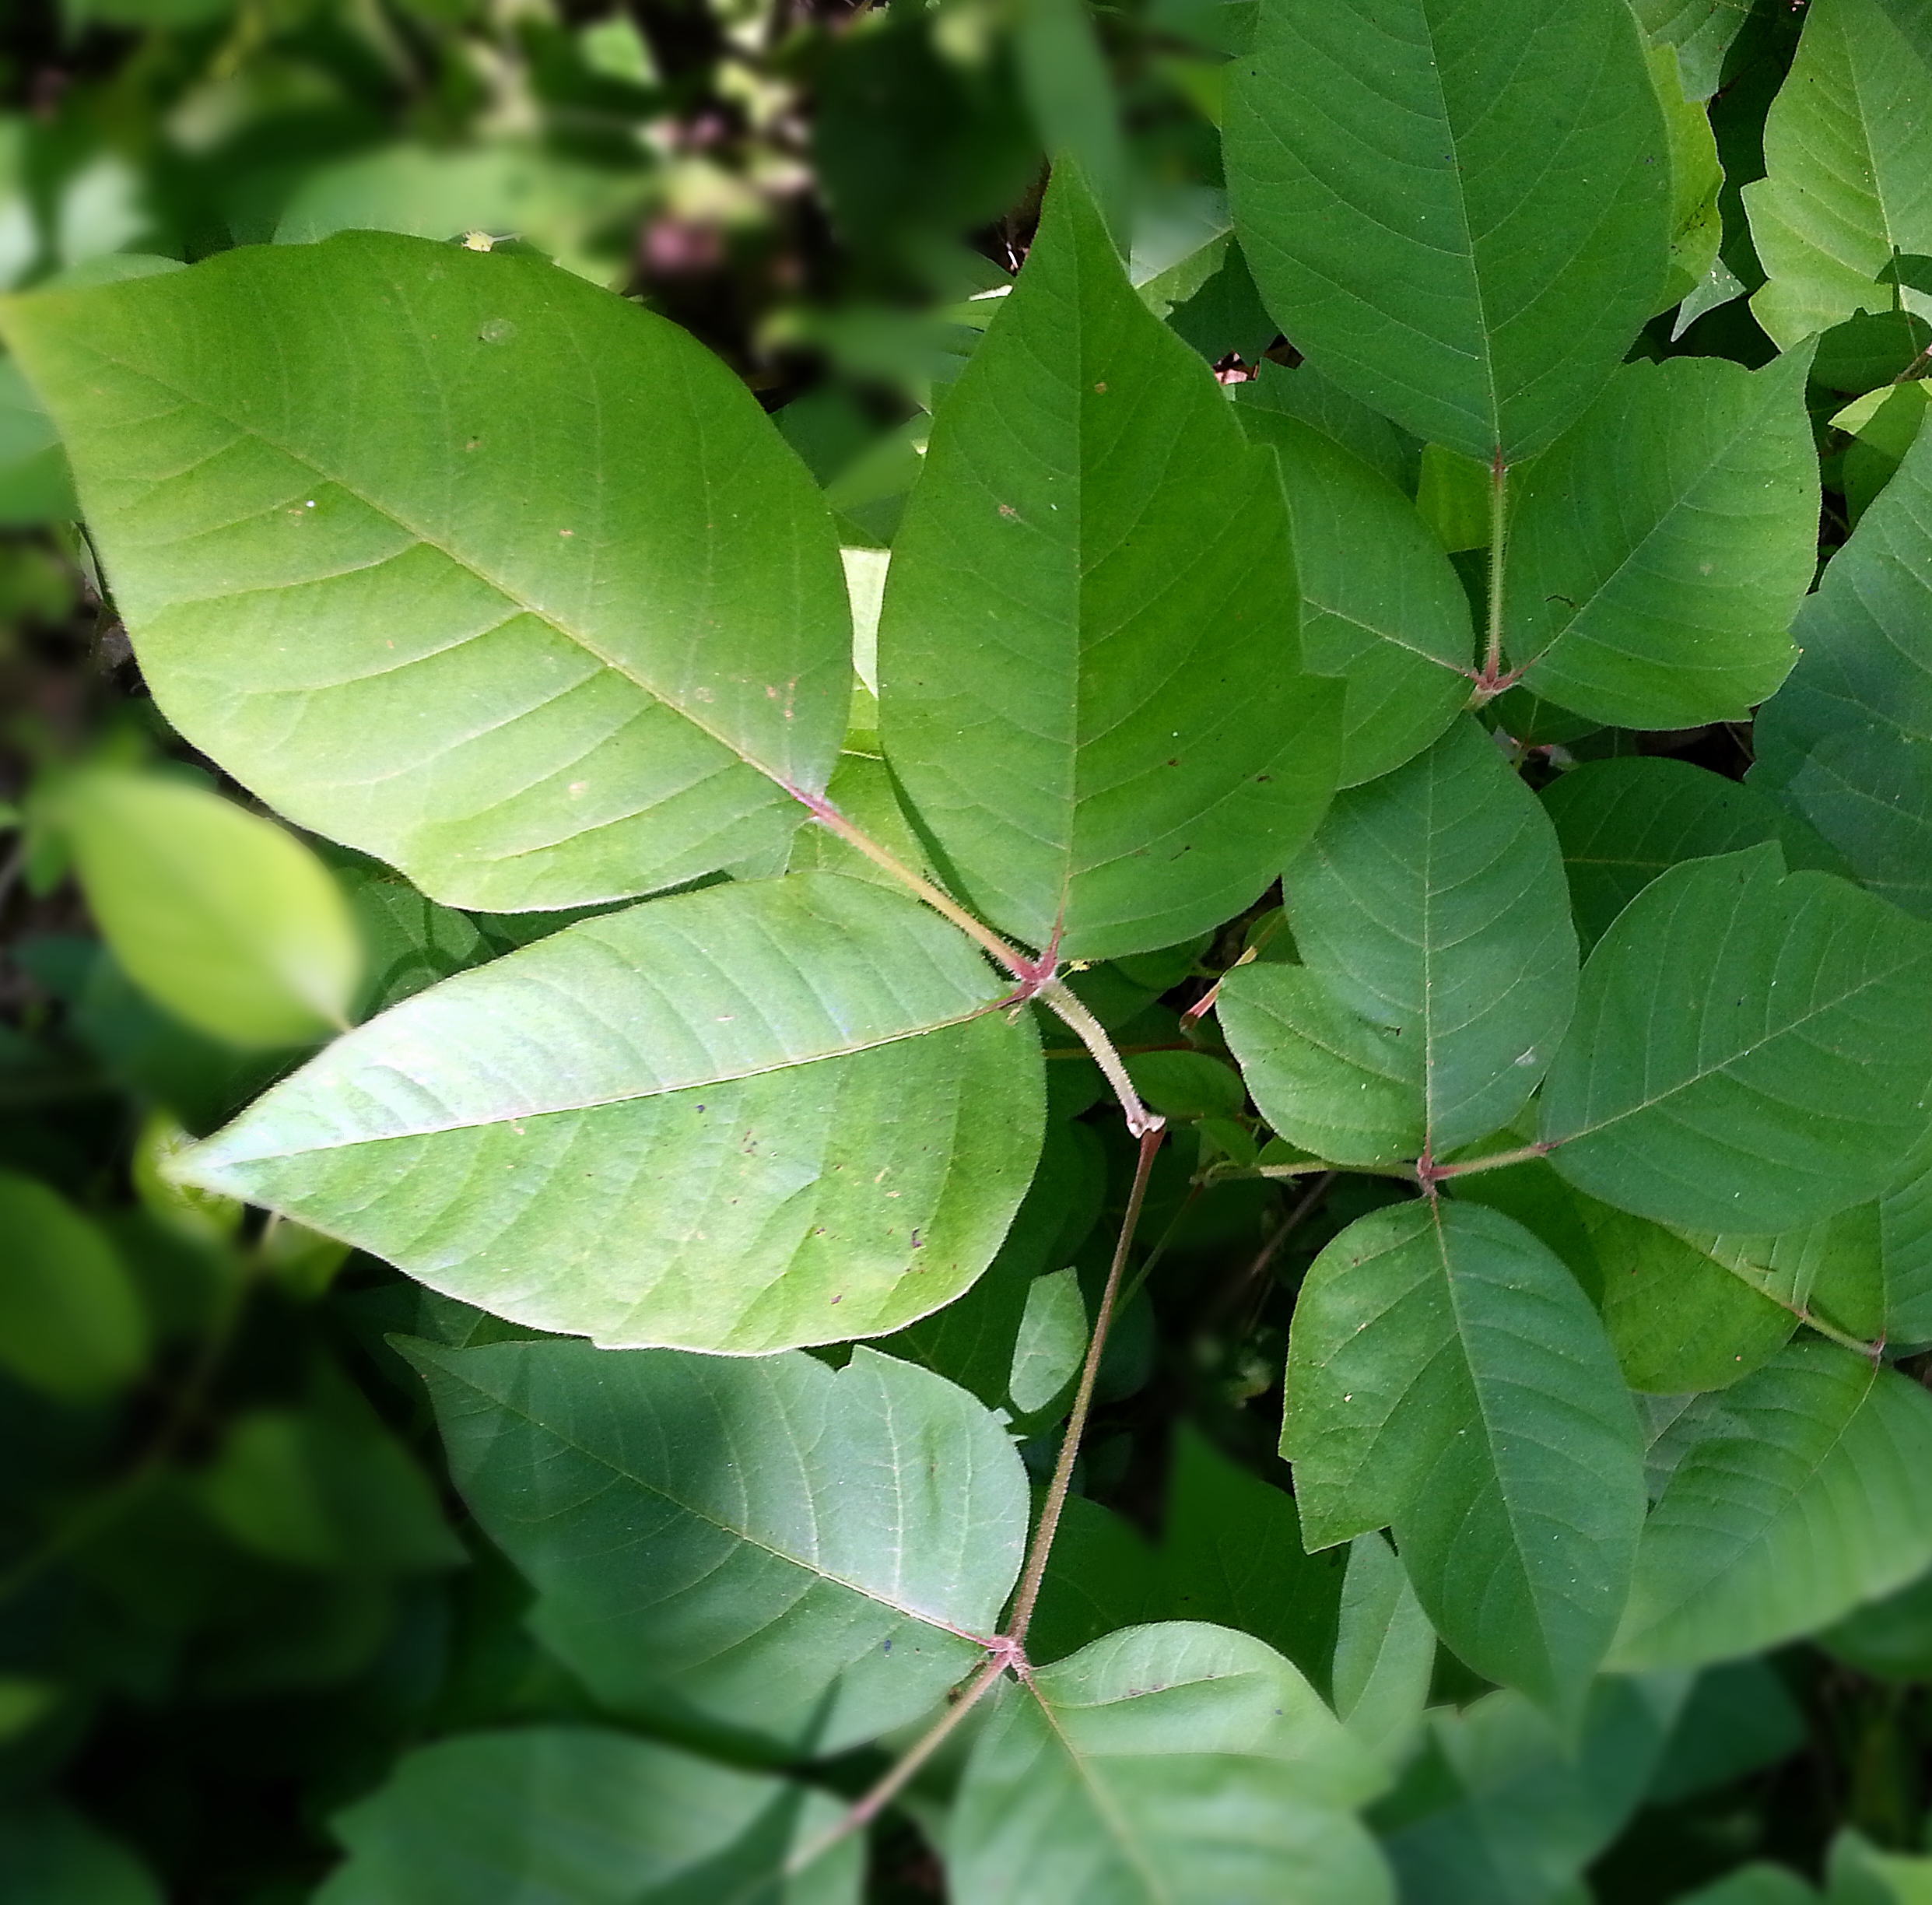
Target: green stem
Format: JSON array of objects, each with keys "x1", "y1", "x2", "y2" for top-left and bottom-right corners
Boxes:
[
  {"x1": 1002, "y1": 1123, "x2": 1166, "y2": 1647},
  {"x1": 1037, "y1": 978, "x2": 1164, "y2": 1138},
  {"x1": 1482, "y1": 452, "x2": 1509, "y2": 684},
  {"x1": 1425, "y1": 1141, "x2": 1549, "y2": 1184}
]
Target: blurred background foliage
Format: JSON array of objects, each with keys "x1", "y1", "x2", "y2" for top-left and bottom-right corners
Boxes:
[{"x1": 3, "y1": 0, "x2": 1932, "y2": 1899}]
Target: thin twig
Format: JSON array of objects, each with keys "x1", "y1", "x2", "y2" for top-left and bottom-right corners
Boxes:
[
  {"x1": 1206, "y1": 1170, "x2": 1334, "y2": 1329},
  {"x1": 1003, "y1": 1122, "x2": 1166, "y2": 1646},
  {"x1": 1114, "y1": 1178, "x2": 1204, "y2": 1315},
  {"x1": 1036, "y1": 979, "x2": 1164, "y2": 1137},
  {"x1": 781, "y1": 1650, "x2": 1014, "y2": 1876}
]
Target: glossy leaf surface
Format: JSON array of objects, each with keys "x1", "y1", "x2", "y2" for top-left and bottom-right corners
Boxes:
[
  {"x1": 0, "y1": 232, "x2": 850, "y2": 911},
  {"x1": 1282, "y1": 1199, "x2": 1644, "y2": 1716},
  {"x1": 1541, "y1": 846, "x2": 1932, "y2": 1233},
  {"x1": 878, "y1": 165, "x2": 1341, "y2": 963},
  {"x1": 183, "y1": 874, "x2": 1043, "y2": 1352},
  {"x1": 317, "y1": 1727, "x2": 859, "y2": 1904},
  {"x1": 949, "y1": 1623, "x2": 1390, "y2": 1905},
  {"x1": 1225, "y1": 0, "x2": 1672, "y2": 462},
  {"x1": 1278, "y1": 719, "x2": 1576, "y2": 1156},
  {"x1": 1614, "y1": 1340, "x2": 1932, "y2": 1669},
  {"x1": 406, "y1": 1337, "x2": 1027, "y2": 1753},
  {"x1": 1506, "y1": 352, "x2": 1816, "y2": 728}
]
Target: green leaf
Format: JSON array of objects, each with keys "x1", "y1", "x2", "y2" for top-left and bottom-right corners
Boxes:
[
  {"x1": 1635, "y1": 0, "x2": 1752, "y2": 101},
  {"x1": 1376, "y1": 1677, "x2": 1684, "y2": 1905},
  {"x1": 0, "y1": 1171, "x2": 148, "y2": 1399},
  {"x1": 878, "y1": 163, "x2": 1341, "y2": 963},
  {"x1": 1008, "y1": 1267, "x2": 1086, "y2": 1416},
  {"x1": 181, "y1": 873, "x2": 1043, "y2": 1352},
  {"x1": 1688, "y1": 1202, "x2": 1888, "y2": 1345},
  {"x1": 317, "y1": 1727, "x2": 860, "y2": 1905},
  {"x1": 1414, "y1": 445, "x2": 1492, "y2": 554},
  {"x1": 1583, "y1": 1208, "x2": 1797, "y2": 1392},
  {"x1": 1541, "y1": 846, "x2": 1932, "y2": 1233},
  {"x1": 1233, "y1": 409, "x2": 1471, "y2": 786},
  {"x1": 1216, "y1": 963, "x2": 1423, "y2": 1168},
  {"x1": 1234, "y1": 359, "x2": 1421, "y2": 494},
  {"x1": 0, "y1": 356, "x2": 75, "y2": 524},
  {"x1": 1880, "y1": 1127, "x2": 1932, "y2": 1344},
  {"x1": 1014, "y1": 6, "x2": 1128, "y2": 243},
  {"x1": 1677, "y1": 1870, "x2": 1821, "y2": 1905},
  {"x1": 1275, "y1": 718, "x2": 1577, "y2": 1156},
  {"x1": 0, "y1": 232, "x2": 851, "y2": 912},
  {"x1": 1159, "y1": 1426, "x2": 1348, "y2": 1696},
  {"x1": 1331, "y1": 1534, "x2": 1434, "y2": 1770},
  {"x1": 0, "y1": 1804, "x2": 162, "y2": 1905},
  {"x1": 1646, "y1": 1661, "x2": 1808, "y2": 1805},
  {"x1": 1818, "y1": 1565, "x2": 1932, "y2": 1681},
  {"x1": 1743, "y1": 0, "x2": 1932, "y2": 349},
  {"x1": 1225, "y1": 0, "x2": 1673, "y2": 463},
  {"x1": 1615, "y1": 1339, "x2": 1932, "y2": 1670},
  {"x1": 405, "y1": 1336, "x2": 1028, "y2": 1754},
  {"x1": 1282, "y1": 1199, "x2": 1644, "y2": 1717},
  {"x1": 1124, "y1": 1050, "x2": 1246, "y2": 1122},
  {"x1": 1505, "y1": 352, "x2": 1817, "y2": 728},
  {"x1": 51, "y1": 767, "x2": 363, "y2": 1048},
  {"x1": 948, "y1": 1623, "x2": 1392, "y2": 1905},
  {"x1": 1543, "y1": 757, "x2": 1809, "y2": 954},
  {"x1": 1754, "y1": 422, "x2": 1932, "y2": 921},
  {"x1": 1650, "y1": 44, "x2": 1726, "y2": 309},
  {"x1": 1828, "y1": 1830, "x2": 1932, "y2": 1905}
]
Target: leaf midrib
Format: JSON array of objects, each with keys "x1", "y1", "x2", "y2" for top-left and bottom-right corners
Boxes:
[{"x1": 423, "y1": 1352, "x2": 1005, "y2": 1645}]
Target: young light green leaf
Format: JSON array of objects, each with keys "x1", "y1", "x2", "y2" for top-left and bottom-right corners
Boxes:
[
  {"x1": 52, "y1": 767, "x2": 362, "y2": 1047},
  {"x1": 1235, "y1": 408, "x2": 1471, "y2": 786},
  {"x1": 0, "y1": 1171, "x2": 148, "y2": 1400},
  {"x1": 1282, "y1": 1199, "x2": 1645, "y2": 1717},
  {"x1": 1008, "y1": 1267, "x2": 1085, "y2": 1416},
  {"x1": 1280, "y1": 719, "x2": 1577, "y2": 1156},
  {"x1": 1753, "y1": 421, "x2": 1932, "y2": 921},
  {"x1": 1612, "y1": 1339, "x2": 1932, "y2": 1670},
  {"x1": 180, "y1": 873, "x2": 1043, "y2": 1353},
  {"x1": 1505, "y1": 352, "x2": 1817, "y2": 729},
  {"x1": 1331, "y1": 1534, "x2": 1434, "y2": 1770},
  {"x1": 317, "y1": 1728, "x2": 860, "y2": 1905},
  {"x1": 1216, "y1": 963, "x2": 1423, "y2": 1169},
  {"x1": 0, "y1": 232, "x2": 850, "y2": 912},
  {"x1": 1742, "y1": 0, "x2": 1932, "y2": 349},
  {"x1": 1688, "y1": 1202, "x2": 1887, "y2": 1347},
  {"x1": 1225, "y1": 0, "x2": 1673, "y2": 463},
  {"x1": 878, "y1": 163, "x2": 1341, "y2": 963},
  {"x1": 405, "y1": 1336, "x2": 1028, "y2": 1754},
  {"x1": 1542, "y1": 757, "x2": 1811, "y2": 953},
  {"x1": 1541, "y1": 847, "x2": 1932, "y2": 1233},
  {"x1": 948, "y1": 1623, "x2": 1392, "y2": 1905}
]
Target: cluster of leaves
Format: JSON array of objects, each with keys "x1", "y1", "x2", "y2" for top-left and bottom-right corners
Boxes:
[{"x1": 8, "y1": 0, "x2": 1932, "y2": 1900}]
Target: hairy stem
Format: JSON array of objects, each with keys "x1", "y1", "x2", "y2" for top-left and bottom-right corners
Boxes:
[
  {"x1": 1423, "y1": 1140, "x2": 1550, "y2": 1184},
  {"x1": 787, "y1": 783, "x2": 1038, "y2": 981},
  {"x1": 1482, "y1": 451, "x2": 1510, "y2": 684},
  {"x1": 1003, "y1": 1122, "x2": 1166, "y2": 1647},
  {"x1": 782, "y1": 1651, "x2": 1014, "y2": 1877},
  {"x1": 1036, "y1": 978, "x2": 1163, "y2": 1137}
]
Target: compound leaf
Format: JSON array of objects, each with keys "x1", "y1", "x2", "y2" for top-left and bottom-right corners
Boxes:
[
  {"x1": 948, "y1": 1623, "x2": 1391, "y2": 1905},
  {"x1": 1282, "y1": 1199, "x2": 1644, "y2": 1718},
  {"x1": 1613, "y1": 1339, "x2": 1932, "y2": 1670},
  {"x1": 181, "y1": 873, "x2": 1043, "y2": 1353},
  {"x1": 1742, "y1": 0, "x2": 1932, "y2": 349},
  {"x1": 878, "y1": 163, "x2": 1341, "y2": 963},
  {"x1": 1278, "y1": 719, "x2": 1576, "y2": 1157},
  {"x1": 0, "y1": 232, "x2": 851, "y2": 912},
  {"x1": 317, "y1": 1728, "x2": 860, "y2": 1904},
  {"x1": 404, "y1": 1336, "x2": 1027, "y2": 1755},
  {"x1": 1506, "y1": 352, "x2": 1817, "y2": 729},
  {"x1": 1541, "y1": 846, "x2": 1932, "y2": 1233},
  {"x1": 1225, "y1": 0, "x2": 1673, "y2": 463},
  {"x1": 1754, "y1": 419, "x2": 1932, "y2": 921}
]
